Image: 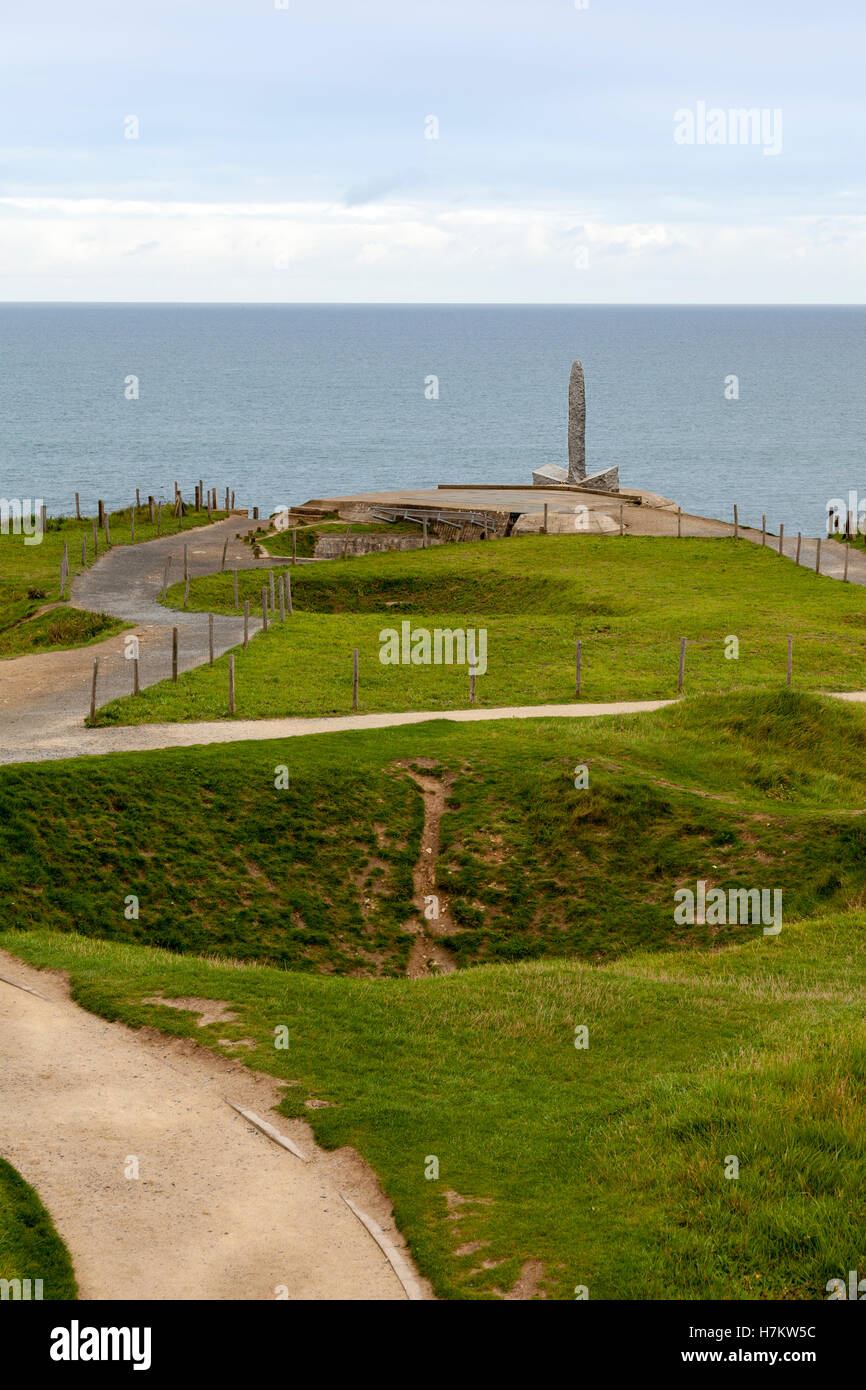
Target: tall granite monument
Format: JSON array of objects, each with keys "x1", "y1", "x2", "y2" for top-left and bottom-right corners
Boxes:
[
  {"x1": 532, "y1": 359, "x2": 619, "y2": 491},
  {"x1": 567, "y1": 359, "x2": 586, "y2": 483}
]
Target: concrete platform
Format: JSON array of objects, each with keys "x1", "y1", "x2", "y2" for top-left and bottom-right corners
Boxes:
[{"x1": 298, "y1": 484, "x2": 677, "y2": 521}]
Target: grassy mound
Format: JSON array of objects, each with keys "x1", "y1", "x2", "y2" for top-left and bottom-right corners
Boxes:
[
  {"x1": 0, "y1": 1159, "x2": 77, "y2": 1300},
  {"x1": 0, "y1": 607, "x2": 126, "y2": 659},
  {"x1": 4, "y1": 693, "x2": 866, "y2": 971}
]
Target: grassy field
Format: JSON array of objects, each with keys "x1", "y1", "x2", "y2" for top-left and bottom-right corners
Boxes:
[
  {"x1": 92, "y1": 534, "x2": 866, "y2": 725},
  {"x1": 4, "y1": 692, "x2": 866, "y2": 971},
  {"x1": 0, "y1": 1159, "x2": 78, "y2": 1300},
  {"x1": 0, "y1": 503, "x2": 226, "y2": 658},
  {"x1": 3, "y1": 910, "x2": 862, "y2": 1301}
]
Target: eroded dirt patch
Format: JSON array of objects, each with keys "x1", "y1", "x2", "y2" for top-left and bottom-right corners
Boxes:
[
  {"x1": 142, "y1": 995, "x2": 240, "y2": 1027},
  {"x1": 395, "y1": 763, "x2": 459, "y2": 978}
]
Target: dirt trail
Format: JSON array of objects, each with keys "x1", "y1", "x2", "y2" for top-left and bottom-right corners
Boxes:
[
  {"x1": 0, "y1": 951, "x2": 429, "y2": 1301},
  {"x1": 398, "y1": 764, "x2": 459, "y2": 977}
]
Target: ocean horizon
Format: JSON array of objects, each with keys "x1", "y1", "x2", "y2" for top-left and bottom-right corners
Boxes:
[{"x1": 2, "y1": 303, "x2": 863, "y2": 536}]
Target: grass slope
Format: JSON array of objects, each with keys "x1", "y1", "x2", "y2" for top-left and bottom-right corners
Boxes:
[
  {"x1": 0, "y1": 1159, "x2": 77, "y2": 1300},
  {"x1": 3, "y1": 692, "x2": 866, "y2": 973},
  {"x1": 3, "y1": 914, "x2": 862, "y2": 1301},
  {"x1": 92, "y1": 535, "x2": 866, "y2": 725}
]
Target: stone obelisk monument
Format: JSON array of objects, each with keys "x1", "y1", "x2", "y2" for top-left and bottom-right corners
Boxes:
[{"x1": 567, "y1": 359, "x2": 587, "y2": 483}]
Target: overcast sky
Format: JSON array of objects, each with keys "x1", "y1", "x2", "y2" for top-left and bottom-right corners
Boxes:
[{"x1": 1, "y1": 0, "x2": 863, "y2": 301}]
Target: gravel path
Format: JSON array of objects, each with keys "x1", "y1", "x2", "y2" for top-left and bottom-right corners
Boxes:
[
  {"x1": 0, "y1": 951, "x2": 423, "y2": 1301},
  {"x1": 0, "y1": 518, "x2": 272, "y2": 762}
]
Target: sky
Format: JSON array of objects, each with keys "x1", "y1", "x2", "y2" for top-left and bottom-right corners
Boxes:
[{"x1": 0, "y1": 0, "x2": 864, "y2": 302}]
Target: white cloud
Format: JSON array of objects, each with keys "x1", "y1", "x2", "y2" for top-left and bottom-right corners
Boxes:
[{"x1": 0, "y1": 196, "x2": 864, "y2": 301}]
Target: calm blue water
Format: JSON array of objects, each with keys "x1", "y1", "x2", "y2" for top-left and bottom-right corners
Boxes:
[{"x1": 0, "y1": 304, "x2": 863, "y2": 535}]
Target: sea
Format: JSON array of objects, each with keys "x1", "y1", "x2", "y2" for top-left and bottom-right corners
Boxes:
[{"x1": 1, "y1": 304, "x2": 863, "y2": 536}]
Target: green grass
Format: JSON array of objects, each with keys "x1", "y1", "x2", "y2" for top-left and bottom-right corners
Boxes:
[
  {"x1": 92, "y1": 534, "x2": 866, "y2": 725},
  {"x1": 0, "y1": 607, "x2": 127, "y2": 658},
  {"x1": 0, "y1": 1159, "x2": 78, "y2": 1300},
  {"x1": 0, "y1": 504, "x2": 226, "y2": 657},
  {"x1": 3, "y1": 913, "x2": 862, "y2": 1301},
  {"x1": 4, "y1": 690, "x2": 866, "y2": 971},
  {"x1": 3, "y1": 690, "x2": 865, "y2": 1299}
]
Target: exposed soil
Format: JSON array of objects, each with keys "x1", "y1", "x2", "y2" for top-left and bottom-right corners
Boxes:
[{"x1": 0, "y1": 952, "x2": 433, "y2": 1301}]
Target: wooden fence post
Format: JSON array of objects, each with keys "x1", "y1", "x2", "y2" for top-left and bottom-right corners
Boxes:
[
  {"x1": 133, "y1": 657, "x2": 140, "y2": 696},
  {"x1": 279, "y1": 574, "x2": 286, "y2": 622},
  {"x1": 104, "y1": 518, "x2": 110, "y2": 549},
  {"x1": 677, "y1": 507, "x2": 682, "y2": 538},
  {"x1": 98, "y1": 499, "x2": 105, "y2": 527},
  {"x1": 172, "y1": 627, "x2": 178, "y2": 682},
  {"x1": 183, "y1": 576, "x2": 190, "y2": 607},
  {"x1": 787, "y1": 635, "x2": 792, "y2": 686},
  {"x1": 576, "y1": 638, "x2": 582, "y2": 697},
  {"x1": 761, "y1": 515, "x2": 766, "y2": 545},
  {"x1": 262, "y1": 589, "x2": 268, "y2": 633},
  {"x1": 149, "y1": 496, "x2": 155, "y2": 523},
  {"x1": 209, "y1": 613, "x2": 214, "y2": 666},
  {"x1": 243, "y1": 600, "x2": 249, "y2": 648},
  {"x1": 470, "y1": 669, "x2": 476, "y2": 704},
  {"x1": 352, "y1": 647, "x2": 359, "y2": 711},
  {"x1": 183, "y1": 544, "x2": 188, "y2": 581},
  {"x1": 733, "y1": 504, "x2": 738, "y2": 539},
  {"x1": 221, "y1": 538, "x2": 228, "y2": 572},
  {"x1": 815, "y1": 538, "x2": 822, "y2": 574},
  {"x1": 228, "y1": 654, "x2": 235, "y2": 714},
  {"x1": 136, "y1": 487, "x2": 140, "y2": 511},
  {"x1": 678, "y1": 637, "x2": 686, "y2": 693},
  {"x1": 75, "y1": 492, "x2": 80, "y2": 520},
  {"x1": 285, "y1": 572, "x2": 293, "y2": 615},
  {"x1": 796, "y1": 532, "x2": 802, "y2": 565},
  {"x1": 90, "y1": 659, "x2": 99, "y2": 720},
  {"x1": 543, "y1": 504, "x2": 548, "y2": 535},
  {"x1": 778, "y1": 523, "x2": 784, "y2": 555},
  {"x1": 268, "y1": 570, "x2": 275, "y2": 610}
]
